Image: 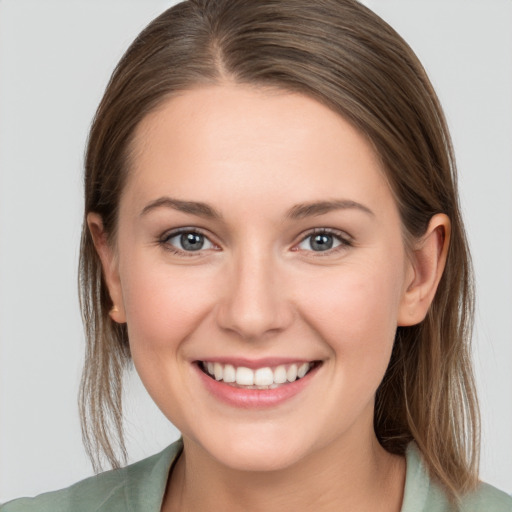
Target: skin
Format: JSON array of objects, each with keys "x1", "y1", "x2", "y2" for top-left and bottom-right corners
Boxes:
[{"x1": 89, "y1": 84, "x2": 450, "y2": 512}]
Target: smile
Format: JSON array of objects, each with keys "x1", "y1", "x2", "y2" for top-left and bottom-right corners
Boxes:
[{"x1": 199, "y1": 361, "x2": 319, "y2": 389}]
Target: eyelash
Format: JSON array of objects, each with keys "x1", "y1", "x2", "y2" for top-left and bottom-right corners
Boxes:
[
  {"x1": 158, "y1": 227, "x2": 217, "y2": 257},
  {"x1": 158, "y1": 227, "x2": 352, "y2": 257},
  {"x1": 295, "y1": 228, "x2": 353, "y2": 257}
]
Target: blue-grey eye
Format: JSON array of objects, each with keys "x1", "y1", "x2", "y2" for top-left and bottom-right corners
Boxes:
[
  {"x1": 298, "y1": 232, "x2": 343, "y2": 252},
  {"x1": 166, "y1": 231, "x2": 214, "y2": 252}
]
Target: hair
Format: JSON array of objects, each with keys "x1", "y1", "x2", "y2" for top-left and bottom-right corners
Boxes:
[{"x1": 78, "y1": 0, "x2": 479, "y2": 499}]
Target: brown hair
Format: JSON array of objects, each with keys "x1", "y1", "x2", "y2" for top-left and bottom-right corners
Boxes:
[{"x1": 79, "y1": 0, "x2": 479, "y2": 497}]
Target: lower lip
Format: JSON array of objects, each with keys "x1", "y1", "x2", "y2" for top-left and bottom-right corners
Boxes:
[{"x1": 194, "y1": 363, "x2": 320, "y2": 409}]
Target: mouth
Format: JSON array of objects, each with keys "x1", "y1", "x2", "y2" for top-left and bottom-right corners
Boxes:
[{"x1": 198, "y1": 360, "x2": 322, "y2": 390}]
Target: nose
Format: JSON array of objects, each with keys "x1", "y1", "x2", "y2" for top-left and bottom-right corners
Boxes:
[{"x1": 215, "y1": 249, "x2": 294, "y2": 341}]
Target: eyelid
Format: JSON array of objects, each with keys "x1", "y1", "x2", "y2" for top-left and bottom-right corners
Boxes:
[
  {"x1": 293, "y1": 227, "x2": 353, "y2": 254},
  {"x1": 157, "y1": 226, "x2": 352, "y2": 257},
  {"x1": 158, "y1": 227, "x2": 220, "y2": 255}
]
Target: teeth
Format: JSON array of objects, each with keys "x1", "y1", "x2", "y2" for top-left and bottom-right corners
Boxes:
[
  {"x1": 202, "y1": 361, "x2": 315, "y2": 387},
  {"x1": 254, "y1": 367, "x2": 274, "y2": 386},
  {"x1": 297, "y1": 362, "x2": 309, "y2": 378},
  {"x1": 236, "y1": 367, "x2": 254, "y2": 386},
  {"x1": 223, "y1": 364, "x2": 236, "y2": 383},
  {"x1": 214, "y1": 362, "x2": 223, "y2": 381},
  {"x1": 286, "y1": 364, "x2": 298, "y2": 382},
  {"x1": 274, "y1": 365, "x2": 287, "y2": 384}
]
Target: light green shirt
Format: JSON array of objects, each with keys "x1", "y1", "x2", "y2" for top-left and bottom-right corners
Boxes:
[{"x1": 2, "y1": 440, "x2": 511, "y2": 511}]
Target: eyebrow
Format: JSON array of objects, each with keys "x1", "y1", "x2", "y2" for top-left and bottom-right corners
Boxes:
[
  {"x1": 286, "y1": 200, "x2": 374, "y2": 219},
  {"x1": 140, "y1": 196, "x2": 374, "y2": 220},
  {"x1": 140, "y1": 197, "x2": 223, "y2": 219}
]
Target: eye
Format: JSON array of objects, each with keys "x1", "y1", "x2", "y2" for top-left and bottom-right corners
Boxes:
[
  {"x1": 296, "y1": 229, "x2": 350, "y2": 253},
  {"x1": 162, "y1": 229, "x2": 216, "y2": 253}
]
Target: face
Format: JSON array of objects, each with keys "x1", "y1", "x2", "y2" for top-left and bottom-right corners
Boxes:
[{"x1": 98, "y1": 84, "x2": 418, "y2": 472}]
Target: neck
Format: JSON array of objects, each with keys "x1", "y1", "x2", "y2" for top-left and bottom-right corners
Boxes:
[{"x1": 163, "y1": 431, "x2": 405, "y2": 512}]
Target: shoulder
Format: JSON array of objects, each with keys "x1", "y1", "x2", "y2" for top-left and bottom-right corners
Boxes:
[
  {"x1": 0, "y1": 440, "x2": 183, "y2": 512},
  {"x1": 402, "y1": 443, "x2": 512, "y2": 512},
  {"x1": 458, "y1": 482, "x2": 512, "y2": 511}
]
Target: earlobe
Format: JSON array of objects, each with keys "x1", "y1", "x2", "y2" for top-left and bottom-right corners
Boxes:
[
  {"x1": 397, "y1": 213, "x2": 451, "y2": 326},
  {"x1": 108, "y1": 304, "x2": 125, "y2": 324},
  {"x1": 87, "y1": 213, "x2": 127, "y2": 324}
]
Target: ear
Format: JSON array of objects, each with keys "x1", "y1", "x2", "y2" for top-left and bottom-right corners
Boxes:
[
  {"x1": 397, "y1": 213, "x2": 450, "y2": 326},
  {"x1": 87, "y1": 213, "x2": 127, "y2": 324}
]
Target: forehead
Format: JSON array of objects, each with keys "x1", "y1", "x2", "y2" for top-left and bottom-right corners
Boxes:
[{"x1": 124, "y1": 84, "x2": 395, "y2": 219}]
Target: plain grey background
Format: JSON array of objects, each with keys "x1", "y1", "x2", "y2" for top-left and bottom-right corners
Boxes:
[{"x1": 0, "y1": 0, "x2": 511, "y2": 502}]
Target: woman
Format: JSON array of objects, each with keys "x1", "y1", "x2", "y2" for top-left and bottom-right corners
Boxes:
[{"x1": 2, "y1": 0, "x2": 511, "y2": 510}]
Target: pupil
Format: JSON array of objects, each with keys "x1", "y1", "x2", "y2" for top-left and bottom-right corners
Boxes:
[
  {"x1": 311, "y1": 234, "x2": 333, "y2": 251},
  {"x1": 181, "y1": 232, "x2": 203, "y2": 251}
]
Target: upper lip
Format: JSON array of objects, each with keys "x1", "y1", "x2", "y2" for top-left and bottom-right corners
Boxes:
[{"x1": 195, "y1": 357, "x2": 318, "y2": 369}]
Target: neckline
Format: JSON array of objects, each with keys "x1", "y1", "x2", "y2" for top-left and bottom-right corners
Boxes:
[{"x1": 134, "y1": 439, "x2": 432, "y2": 512}]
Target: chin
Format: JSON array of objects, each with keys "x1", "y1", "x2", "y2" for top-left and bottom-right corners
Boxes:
[
  {"x1": 192, "y1": 427, "x2": 312, "y2": 473},
  {"x1": 218, "y1": 445, "x2": 305, "y2": 473}
]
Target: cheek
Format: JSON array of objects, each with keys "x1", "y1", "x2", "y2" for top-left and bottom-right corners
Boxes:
[
  {"x1": 118, "y1": 255, "x2": 221, "y2": 423},
  {"x1": 297, "y1": 259, "x2": 405, "y2": 368},
  {"x1": 119, "y1": 254, "x2": 217, "y2": 357}
]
